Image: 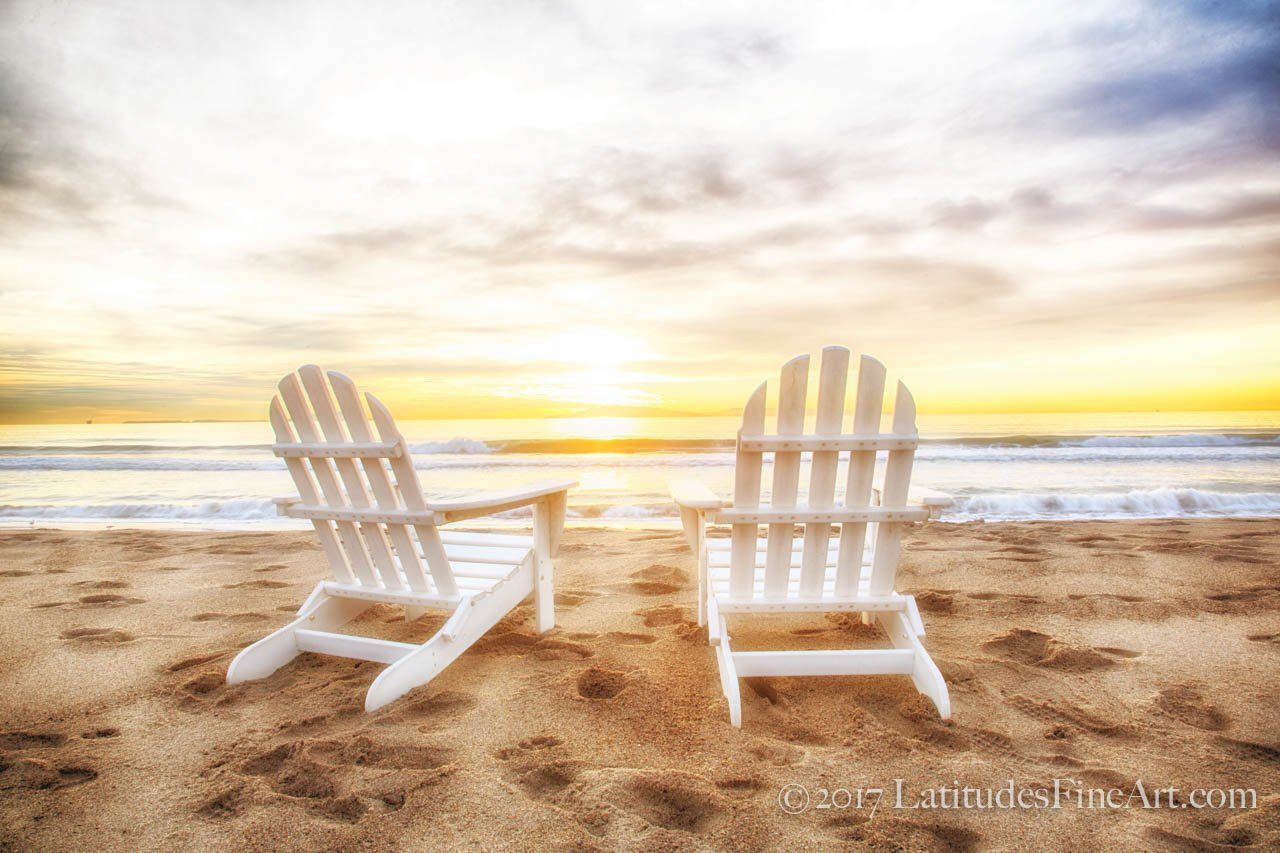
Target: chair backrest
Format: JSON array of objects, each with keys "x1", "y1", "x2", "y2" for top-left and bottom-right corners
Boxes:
[
  {"x1": 269, "y1": 365, "x2": 458, "y2": 597},
  {"x1": 726, "y1": 347, "x2": 919, "y2": 601}
]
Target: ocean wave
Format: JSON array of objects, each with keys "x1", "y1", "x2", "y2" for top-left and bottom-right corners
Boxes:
[
  {"x1": 2, "y1": 431, "x2": 1275, "y2": 457},
  {"x1": 946, "y1": 488, "x2": 1280, "y2": 521},
  {"x1": 0, "y1": 456, "x2": 284, "y2": 472},
  {"x1": 5, "y1": 444, "x2": 1278, "y2": 472},
  {"x1": 0, "y1": 499, "x2": 279, "y2": 521},
  {"x1": 0, "y1": 453, "x2": 736, "y2": 472},
  {"x1": 929, "y1": 432, "x2": 1279, "y2": 448},
  {"x1": 5, "y1": 488, "x2": 1277, "y2": 527},
  {"x1": 406, "y1": 438, "x2": 495, "y2": 454}
]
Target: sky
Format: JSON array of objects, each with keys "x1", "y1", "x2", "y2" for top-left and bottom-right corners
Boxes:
[{"x1": 1, "y1": 0, "x2": 1278, "y2": 423}]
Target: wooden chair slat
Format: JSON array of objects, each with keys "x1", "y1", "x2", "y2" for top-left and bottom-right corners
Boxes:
[
  {"x1": 229, "y1": 366, "x2": 575, "y2": 714},
  {"x1": 835, "y1": 355, "x2": 885, "y2": 595},
  {"x1": 269, "y1": 397, "x2": 354, "y2": 584},
  {"x1": 278, "y1": 372, "x2": 377, "y2": 586},
  {"x1": 299, "y1": 366, "x2": 403, "y2": 591},
  {"x1": 327, "y1": 371, "x2": 433, "y2": 594},
  {"x1": 763, "y1": 355, "x2": 809, "y2": 597},
  {"x1": 729, "y1": 381, "x2": 767, "y2": 598},
  {"x1": 869, "y1": 382, "x2": 917, "y2": 595},
  {"x1": 799, "y1": 346, "x2": 848, "y2": 596},
  {"x1": 365, "y1": 393, "x2": 460, "y2": 598}
]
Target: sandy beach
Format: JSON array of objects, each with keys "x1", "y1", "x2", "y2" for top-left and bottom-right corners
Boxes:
[{"x1": 0, "y1": 520, "x2": 1277, "y2": 850}]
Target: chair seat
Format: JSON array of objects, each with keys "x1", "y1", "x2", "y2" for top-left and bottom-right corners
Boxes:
[
  {"x1": 705, "y1": 541, "x2": 873, "y2": 570},
  {"x1": 710, "y1": 568, "x2": 872, "y2": 601},
  {"x1": 340, "y1": 530, "x2": 535, "y2": 600}
]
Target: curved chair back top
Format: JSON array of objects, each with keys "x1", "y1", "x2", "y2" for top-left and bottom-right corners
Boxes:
[
  {"x1": 270, "y1": 365, "x2": 458, "y2": 596},
  {"x1": 725, "y1": 347, "x2": 920, "y2": 601}
]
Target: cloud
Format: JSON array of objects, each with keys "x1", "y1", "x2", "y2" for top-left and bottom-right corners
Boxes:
[
  {"x1": 1, "y1": 1, "x2": 1278, "y2": 420},
  {"x1": 1056, "y1": 2, "x2": 1280, "y2": 148}
]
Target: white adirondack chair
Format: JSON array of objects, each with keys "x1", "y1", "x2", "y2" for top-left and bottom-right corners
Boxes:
[
  {"x1": 226, "y1": 366, "x2": 575, "y2": 712},
  {"x1": 669, "y1": 347, "x2": 951, "y2": 727}
]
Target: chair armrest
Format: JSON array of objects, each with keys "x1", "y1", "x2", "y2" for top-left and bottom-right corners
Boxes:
[
  {"x1": 669, "y1": 478, "x2": 724, "y2": 511},
  {"x1": 912, "y1": 488, "x2": 953, "y2": 520},
  {"x1": 272, "y1": 496, "x2": 300, "y2": 517},
  {"x1": 428, "y1": 479, "x2": 577, "y2": 524}
]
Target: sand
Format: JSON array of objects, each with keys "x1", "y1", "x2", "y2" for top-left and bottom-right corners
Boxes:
[{"x1": 0, "y1": 520, "x2": 1277, "y2": 851}]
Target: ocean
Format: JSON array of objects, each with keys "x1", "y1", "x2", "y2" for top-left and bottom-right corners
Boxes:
[{"x1": 1, "y1": 411, "x2": 1278, "y2": 528}]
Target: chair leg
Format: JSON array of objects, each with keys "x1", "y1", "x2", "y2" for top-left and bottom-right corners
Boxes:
[
  {"x1": 227, "y1": 583, "x2": 370, "y2": 684},
  {"x1": 532, "y1": 504, "x2": 556, "y2": 634},
  {"x1": 364, "y1": 562, "x2": 536, "y2": 711},
  {"x1": 707, "y1": 594, "x2": 721, "y2": 645},
  {"x1": 877, "y1": 610, "x2": 951, "y2": 720},
  {"x1": 715, "y1": 615, "x2": 742, "y2": 727}
]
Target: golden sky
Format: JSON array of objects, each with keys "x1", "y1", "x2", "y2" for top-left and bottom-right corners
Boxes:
[{"x1": 1, "y1": 1, "x2": 1277, "y2": 423}]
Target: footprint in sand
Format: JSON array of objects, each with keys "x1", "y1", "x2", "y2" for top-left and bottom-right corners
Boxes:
[
  {"x1": 635, "y1": 604, "x2": 688, "y2": 627},
  {"x1": 191, "y1": 612, "x2": 271, "y2": 624},
  {"x1": 576, "y1": 666, "x2": 628, "y2": 699},
  {"x1": 211, "y1": 735, "x2": 454, "y2": 823},
  {"x1": 81, "y1": 727, "x2": 121, "y2": 740},
  {"x1": 828, "y1": 815, "x2": 981, "y2": 849},
  {"x1": 0, "y1": 730, "x2": 68, "y2": 749},
  {"x1": 495, "y1": 734, "x2": 564, "y2": 759},
  {"x1": 626, "y1": 564, "x2": 688, "y2": 596},
  {"x1": 253, "y1": 564, "x2": 288, "y2": 573},
  {"x1": 745, "y1": 678, "x2": 782, "y2": 705},
  {"x1": 60, "y1": 627, "x2": 135, "y2": 644},
  {"x1": 0, "y1": 570, "x2": 34, "y2": 577},
  {"x1": 714, "y1": 776, "x2": 764, "y2": 799},
  {"x1": 78, "y1": 593, "x2": 145, "y2": 607},
  {"x1": 1154, "y1": 684, "x2": 1230, "y2": 731},
  {"x1": 389, "y1": 690, "x2": 478, "y2": 725},
  {"x1": 606, "y1": 631, "x2": 658, "y2": 645},
  {"x1": 914, "y1": 591, "x2": 955, "y2": 613},
  {"x1": 554, "y1": 589, "x2": 600, "y2": 608},
  {"x1": 0, "y1": 759, "x2": 98, "y2": 790},
  {"x1": 607, "y1": 771, "x2": 727, "y2": 834},
  {"x1": 71, "y1": 580, "x2": 130, "y2": 590},
  {"x1": 982, "y1": 628, "x2": 1129, "y2": 672},
  {"x1": 178, "y1": 671, "x2": 226, "y2": 700},
  {"x1": 1007, "y1": 693, "x2": 1134, "y2": 738},
  {"x1": 531, "y1": 638, "x2": 595, "y2": 660},
  {"x1": 222, "y1": 580, "x2": 290, "y2": 590},
  {"x1": 747, "y1": 740, "x2": 804, "y2": 766},
  {"x1": 1213, "y1": 735, "x2": 1280, "y2": 765},
  {"x1": 166, "y1": 652, "x2": 230, "y2": 672}
]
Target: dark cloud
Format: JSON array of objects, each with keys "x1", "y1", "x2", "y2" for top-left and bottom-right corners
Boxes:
[
  {"x1": 931, "y1": 198, "x2": 998, "y2": 231},
  {"x1": 1057, "y1": 2, "x2": 1280, "y2": 146},
  {"x1": 1129, "y1": 192, "x2": 1280, "y2": 230}
]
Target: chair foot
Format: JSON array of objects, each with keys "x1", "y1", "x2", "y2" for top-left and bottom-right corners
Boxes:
[{"x1": 227, "y1": 589, "x2": 369, "y2": 684}]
